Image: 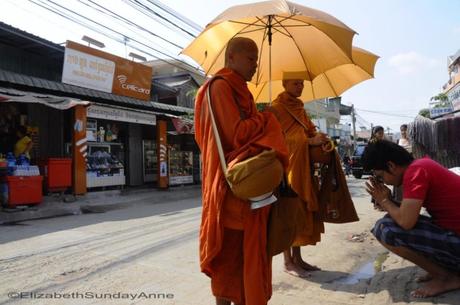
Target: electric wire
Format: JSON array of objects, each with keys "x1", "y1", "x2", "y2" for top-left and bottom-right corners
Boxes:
[
  {"x1": 356, "y1": 108, "x2": 415, "y2": 118},
  {"x1": 80, "y1": 0, "x2": 184, "y2": 50},
  {"x1": 123, "y1": 0, "x2": 197, "y2": 38},
  {"x1": 145, "y1": 0, "x2": 203, "y2": 33},
  {"x1": 28, "y1": 0, "x2": 203, "y2": 75}
]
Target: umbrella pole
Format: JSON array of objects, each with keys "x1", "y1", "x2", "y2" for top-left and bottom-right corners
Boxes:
[{"x1": 268, "y1": 15, "x2": 273, "y2": 104}]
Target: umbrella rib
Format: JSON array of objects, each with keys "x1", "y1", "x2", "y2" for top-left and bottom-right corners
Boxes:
[
  {"x1": 228, "y1": 19, "x2": 267, "y2": 27},
  {"x1": 288, "y1": 16, "x2": 355, "y2": 60},
  {"x1": 271, "y1": 26, "x2": 293, "y2": 38},
  {"x1": 238, "y1": 28, "x2": 268, "y2": 35},
  {"x1": 323, "y1": 70, "x2": 339, "y2": 97},
  {"x1": 254, "y1": 26, "x2": 269, "y2": 85},
  {"x1": 276, "y1": 18, "x2": 319, "y2": 100},
  {"x1": 275, "y1": 18, "x2": 315, "y2": 83}
]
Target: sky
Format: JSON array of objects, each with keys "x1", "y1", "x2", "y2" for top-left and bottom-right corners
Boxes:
[{"x1": 1, "y1": 0, "x2": 460, "y2": 133}]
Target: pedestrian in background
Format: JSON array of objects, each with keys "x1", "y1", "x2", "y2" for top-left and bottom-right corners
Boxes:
[
  {"x1": 397, "y1": 124, "x2": 412, "y2": 154},
  {"x1": 369, "y1": 125, "x2": 385, "y2": 143},
  {"x1": 393, "y1": 123, "x2": 412, "y2": 201}
]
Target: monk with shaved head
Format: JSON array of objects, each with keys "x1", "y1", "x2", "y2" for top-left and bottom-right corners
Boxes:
[
  {"x1": 195, "y1": 37, "x2": 289, "y2": 305},
  {"x1": 271, "y1": 74, "x2": 329, "y2": 278}
]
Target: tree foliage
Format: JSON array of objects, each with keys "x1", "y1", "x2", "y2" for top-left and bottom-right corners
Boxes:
[{"x1": 418, "y1": 108, "x2": 430, "y2": 118}]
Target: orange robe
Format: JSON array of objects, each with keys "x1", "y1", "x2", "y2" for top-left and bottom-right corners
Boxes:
[
  {"x1": 195, "y1": 68, "x2": 288, "y2": 305},
  {"x1": 271, "y1": 92, "x2": 325, "y2": 246}
]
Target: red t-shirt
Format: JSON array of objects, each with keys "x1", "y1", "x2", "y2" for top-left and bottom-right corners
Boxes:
[{"x1": 403, "y1": 157, "x2": 460, "y2": 235}]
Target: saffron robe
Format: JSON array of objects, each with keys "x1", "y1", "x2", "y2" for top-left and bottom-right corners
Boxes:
[
  {"x1": 271, "y1": 91, "x2": 325, "y2": 246},
  {"x1": 195, "y1": 68, "x2": 288, "y2": 305}
]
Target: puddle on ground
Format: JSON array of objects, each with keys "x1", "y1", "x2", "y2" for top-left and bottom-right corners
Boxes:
[{"x1": 333, "y1": 252, "x2": 389, "y2": 285}]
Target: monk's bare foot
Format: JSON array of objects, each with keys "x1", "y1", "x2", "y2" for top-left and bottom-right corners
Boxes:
[
  {"x1": 411, "y1": 275, "x2": 460, "y2": 298},
  {"x1": 284, "y1": 262, "x2": 311, "y2": 278},
  {"x1": 415, "y1": 272, "x2": 433, "y2": 283},
  {"x1": 293, "y1": 258, "x2": 321, "y2": 271}
]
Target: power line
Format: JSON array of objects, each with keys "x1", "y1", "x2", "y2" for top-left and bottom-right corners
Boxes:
[
  {"x1": 80, "y1": 0, "x2": 184, "y2": 50},
  {"x1": 29, "y1": 0, "x2": 202, "y2": 75},
  {"x1": 123, "y1": 0, "x2": 197, "y2": 38},
  {"x1": 356, "y1": 108, "x2": 415, "y2": 118},
  {"x1": 145, "y1": 0, "x2": 203, "y2": 33}
]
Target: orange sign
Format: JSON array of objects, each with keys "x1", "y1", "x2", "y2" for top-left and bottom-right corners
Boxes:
[{"x1": 64, "y1": 41, "x2": 153, "y2": 101}]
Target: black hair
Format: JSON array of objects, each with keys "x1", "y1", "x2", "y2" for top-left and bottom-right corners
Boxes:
[
  {"x1": 17, "y1": 125, "x2": 28, "y2": 136},
  {"x1": 372, "y1": 125, "x2": 384, "y2": 135},
  {"x1": 362, "y1": 140, "x2": 414, "y2": 171},
  {"x1": 400, "y1": 124, "x2": 408, "y2": 130}
]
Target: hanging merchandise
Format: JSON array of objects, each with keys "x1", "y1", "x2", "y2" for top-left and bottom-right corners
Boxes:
[
  {"x1": 105, "y1": 124, "x2": 113, "y2": 142},
  {"x1": 98, "y1": 126, "x2": 105, "y2": 142}
]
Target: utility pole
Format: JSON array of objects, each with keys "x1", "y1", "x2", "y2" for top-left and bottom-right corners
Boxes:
[{"x1": 351, "y1": 104, "x2": 357, "y2": 149}]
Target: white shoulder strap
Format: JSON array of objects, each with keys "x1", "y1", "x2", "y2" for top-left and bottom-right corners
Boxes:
[{"x1": 205, "y1": 78, "x2": 228, "y2": 173}]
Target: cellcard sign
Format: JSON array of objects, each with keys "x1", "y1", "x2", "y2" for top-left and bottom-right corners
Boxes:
[
  {"x1": 87, "y1": 105, "x2": 156, "y2": 126},
  {"x1": 62, "y1": 41, "x2": 153, "y2": 101}
]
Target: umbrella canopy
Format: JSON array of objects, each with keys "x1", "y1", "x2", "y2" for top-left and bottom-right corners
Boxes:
[
  {"x1": 248, "y1": 46, "x2": 379, "y2": 103},
  {"x1": 181, "y1": 0, "x2": 357, "y2": 88}
]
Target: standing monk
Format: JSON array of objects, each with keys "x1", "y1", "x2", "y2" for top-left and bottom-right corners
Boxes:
[
  {"x1": 194, "y1": 37, "x2": 289, "y2": 305},
  {"x1": 270, "y1": 72, "x2": 329, "y2": 278}
]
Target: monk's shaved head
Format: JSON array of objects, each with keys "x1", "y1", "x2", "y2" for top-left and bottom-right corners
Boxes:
[
  {"x1": 224, "y1": 37, "x2": 258, "y2": 81},
  {"x1": 225, "y1": 37, "x2": 257, "y2": 64},
  {"x1": 282, "y1": 79, "x2": 305, "y2": 98}
]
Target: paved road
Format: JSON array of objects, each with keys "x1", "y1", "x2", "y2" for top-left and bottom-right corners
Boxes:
[{"x1": 0, "y1": 178, "x2": 457, "y2": 305}]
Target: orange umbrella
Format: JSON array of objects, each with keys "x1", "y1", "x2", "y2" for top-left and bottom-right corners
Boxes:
[
  {"x1": 182, "y1": 0, "x2": 357, "y2": 101},
  {"x1": 249, "y1": 46, "x2": 379, "y2": 103}
]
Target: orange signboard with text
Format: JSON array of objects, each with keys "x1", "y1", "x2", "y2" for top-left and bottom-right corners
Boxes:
[{"x1": 62, "y1": 41, "x2": 153, "y2": 101}]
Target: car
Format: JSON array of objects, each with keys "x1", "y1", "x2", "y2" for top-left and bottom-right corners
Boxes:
[{"x1": 350, "y1": 144, "x2": 372, "y2": 179}]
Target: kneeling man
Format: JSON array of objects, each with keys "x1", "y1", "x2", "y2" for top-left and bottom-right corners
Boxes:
[{"x1": 362, "y1": 140, "x2": 460, "y2": 298}]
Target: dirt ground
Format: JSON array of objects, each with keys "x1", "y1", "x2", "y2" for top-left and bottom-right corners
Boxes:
[{"x1": 268, "y1": 177, "x2": 460, "y2": 305}]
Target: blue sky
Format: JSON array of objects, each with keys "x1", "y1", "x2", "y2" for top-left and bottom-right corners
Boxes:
[{"x1": 1, "y1": 0, "x2": 460, "y2": 132}]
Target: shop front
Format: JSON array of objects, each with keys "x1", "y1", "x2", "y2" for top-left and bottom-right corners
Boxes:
[
  {"x1": 167, "y1": 129, "x2": 200, "y2": 186},
  {"x1": 86, "y1": 103, "x2": 156, "y2": 189},
  {"x1": 0, "y1": 89, "x2": 89, "y2": 206}
]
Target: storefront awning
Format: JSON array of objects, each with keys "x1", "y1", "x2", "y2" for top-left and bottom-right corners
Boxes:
[{"x1": 0, "y1": 87, "x2": 90, "y2": 110}]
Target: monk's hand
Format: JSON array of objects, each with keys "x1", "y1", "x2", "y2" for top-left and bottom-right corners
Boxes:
[{"x1": 309, "y1": 133, "x2": 328, "y2": 146}]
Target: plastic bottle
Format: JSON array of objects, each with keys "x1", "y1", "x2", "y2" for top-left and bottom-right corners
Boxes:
[
  {"x1": 6, "y1": 152, "x2": 16, "y2": 176},
  {"x1": 17, "y1": 154, "x2": 29, "y2": 166}
]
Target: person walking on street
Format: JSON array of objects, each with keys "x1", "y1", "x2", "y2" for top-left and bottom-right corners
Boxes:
[
  {"x1": 194, "y1": 37, "x2": 289, "y2": 305},
  {"x1": 363, "y1": 140, "x2": 460, "y2": 298},
  {"x1": 343, "y1": 154, "x2": 352, "y2": 176}
]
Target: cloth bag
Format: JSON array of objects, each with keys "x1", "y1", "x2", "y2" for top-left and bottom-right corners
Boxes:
[
  {"x1": 266, "y1": 182, "x2": 305, "y2": 257},
  {"x1": 318, "y1": 151, "x2": 359, "y2": 223},
  {"x1": 206, "y1": 77, "x2": 283, "y2": 201}
]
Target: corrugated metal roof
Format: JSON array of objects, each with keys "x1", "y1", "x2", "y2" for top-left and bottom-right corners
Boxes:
[{"x1": 0, "y1": 68, "x2": 194, "y2": 114}]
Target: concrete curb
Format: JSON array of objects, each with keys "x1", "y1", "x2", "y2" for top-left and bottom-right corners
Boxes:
[{"x1": 0, "y1": 185, "x2": 202, "y2": 224}]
